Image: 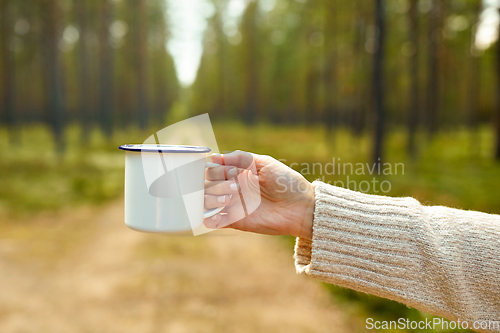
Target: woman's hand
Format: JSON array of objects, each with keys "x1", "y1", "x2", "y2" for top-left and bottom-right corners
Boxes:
[{"x1": 203, "y1": 151, "x2": 315, "y2": 240}]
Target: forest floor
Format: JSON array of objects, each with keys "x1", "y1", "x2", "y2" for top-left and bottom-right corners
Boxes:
[{"x1": 0, "y1": 199, "x2": 363, "y2": 333}]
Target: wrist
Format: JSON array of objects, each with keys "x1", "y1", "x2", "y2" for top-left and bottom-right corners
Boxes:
[{"x1": 298, "y1": 181, "x2": 315, "y2": 240}]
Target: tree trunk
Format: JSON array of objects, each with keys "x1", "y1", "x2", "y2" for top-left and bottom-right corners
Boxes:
[
  {"x1": 353, "y1": 0, "x2": 368, "y2": 136},
  {"x1": 0, "y1": 0, "x2": 18, "y2": 144},
  {"x1": 372, "y1": 0, "x2": 386, "y2": 169},
  {"x1": 468, "y1": 54, "x2": 481, "y2": 152},
  {"x1": 305, "y1": 68, "x2": 318, "y2": 124},
  {"x1": 42, "y1": 0, "x2": 65, "y2": 154},
  {"x1": 323, "y1": 0, "x2": 337, "y2": 137},
  {"x1": 323, "y1": 64, "x2": 336, "y2": 134},
  {"x1": 426, "y1": 0, "x2": 440, "y2": 139},
  {"x1": 407, "y1": 0, "x2": 419, "y2": 160},
  {"x1": 75, "y1": 0, "x2": 92, "y2": 143},
  {"x1": 495, "y1": 8, "x2": 500, "y2": 161},
  {"x1": 243, "y1": 1, "x2": 258, "y2": 125},
  {"x1": 136, "y1": 0, "x2": 148, "y2": 129},
  {"x1": 214, "y1": 9, "x2": 227, "y2": 119},
  {"x1": 467, "y1": 0, "x2": 482, "y2": 155},
  {"x1": 99, "y1": 0, "x2": 114, "y2": 138},
  {"x1": 153, "y1": 46, "x2": 168, "y2": 124}
]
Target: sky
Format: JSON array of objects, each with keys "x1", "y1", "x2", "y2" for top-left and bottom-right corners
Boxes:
[
  {"x1": 166, "y1": 0, "x2": 500, "y2": 87},
  {"x1": 476, "y1": 0, "x2": 500, "y2": 49},
  {"x1": 166, "y1": 0, "x2": 250, "y2": 87},
  {"x1": 166, "y1": 0, "x2": 214, "y2": 87}
]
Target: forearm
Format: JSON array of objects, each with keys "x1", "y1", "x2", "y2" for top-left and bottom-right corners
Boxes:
[{"x1": 295, "y1": 181, "x2": 500, "y2": 332}]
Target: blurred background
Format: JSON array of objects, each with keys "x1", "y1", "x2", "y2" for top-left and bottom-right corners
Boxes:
[{"x1": 1, "y1": 0, "x2": 500, "y2": 332}]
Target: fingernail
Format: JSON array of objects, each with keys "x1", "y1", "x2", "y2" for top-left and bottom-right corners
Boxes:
[
  {"x1": 217, "y1": 196, "x2": 226, "y2": 203},
  {"x1": 228, "y1": 168, "x2": 238, "y2": 178},
  {"x1": 230, "y1": 183, "x2": 238, "y2": 191},
  {"x1": 211, "y1": 214, "x2": 217, "y2": 221}
]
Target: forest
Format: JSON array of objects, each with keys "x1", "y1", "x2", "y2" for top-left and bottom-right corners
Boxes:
[
  {"x1": 0, "y1": 0, "x2": 179, "y2": 152},
  {"x1": 191, "y1": 0, "x2": 500, "y2": 163},
  {"x1": 0, "y1": 0, "x2": 499, "y2": 163}
]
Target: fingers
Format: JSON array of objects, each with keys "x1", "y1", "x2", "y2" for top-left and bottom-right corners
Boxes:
[
  {"x1": 235, "y1": 169, "x2": 261, "y2": 215},
  {"x1": 205, "y1": 180, "x2": 239, "y2": 195},
  {"x1": 204, "y1": 213, "x2": 220, "y2": 229},
  {"x1": 204, "y1": 195, "x2": 246, "y2": 227},
  {"x1": 204, "y1": 213, "x2": 240, "y2": 230},
  {"x1": 204, "y1": 152, "x2": 261, "y2": 231},
  {"x1": 204, "y1": 209, "x2": 248, "y2": 230},
  {"x1": 204, "y1": 213, "x2": 229, "y2": 229},
  {"x1": 204, "y1": 194, "x2": 231, "y2": 209},
  {"x1": 203, "y1": 189, "x2": 247, "y2": 230},
  {"x1": 211, "y1": 151, "x2": 254, "y2": 169},
  {"x1": 205, "y1": 165, "x2": 239, "y2": 181}
]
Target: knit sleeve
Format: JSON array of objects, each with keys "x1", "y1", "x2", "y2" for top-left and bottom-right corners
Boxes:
[{"x1": 295, "y1": 181, "x2": 500, "y2": 332}]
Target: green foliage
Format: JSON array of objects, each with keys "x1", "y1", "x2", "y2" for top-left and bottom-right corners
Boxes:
[
  {"x1": 0, "y1": 125, "x2": 137, "y2": 216},
  {"x1": 213, "y1": 123, "x2": 500, "y2": 214},
  {"x1": 2, "y1": 121, "x2": 498, "y2": 220},
  {"x1": 192, "y1": 0, "x2": 498, "y2": 128}
]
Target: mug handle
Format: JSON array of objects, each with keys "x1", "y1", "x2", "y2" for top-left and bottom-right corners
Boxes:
[{"x1": 203, "y1": 162, "x2": 232, "y2": 219}]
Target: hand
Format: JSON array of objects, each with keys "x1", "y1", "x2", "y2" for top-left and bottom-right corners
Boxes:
[{"x1": 203, "y1": 151, "x2": 315, "y2": 240}]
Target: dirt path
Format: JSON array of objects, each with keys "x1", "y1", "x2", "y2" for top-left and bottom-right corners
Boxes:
[{"x1": 0, "y1": 200, "x2": 358, "y2": 333}]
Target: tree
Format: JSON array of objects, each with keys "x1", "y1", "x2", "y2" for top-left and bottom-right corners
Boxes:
[
  {"x1": 241, "y1": 0, "x2": 259, "y2": 124},
  {"x1": 305, "y1": 63, "x2": 319, "y2": 124},
  {"x1": 212, "y1": 0, "x2": 230, "y2": 118},
  {"x1": 136, "y1": 0, "x2": 148, "y2": 129},
  {"x1": 0, "y1": 0, "x2": 18, "y2": 144},
  {"x1": 372, "y1": 0, "x2": 386, "y2": 168},
  {"x1": 75, "y1": 0, "x2": 92, "y2": 142},
  {"x1": 495, "y1": 7, "x2": 500, "y2": 161},
  {"x1": 98, "y1": 0, "x2": 114, "y2": 138},
  {"x1": 467, "y1": 0, "x2": 483, "y2": 155},
  {"x1": 352, "y1": 0, "x2": 369, "y2": 135},
  {"x1": 425, "y1": 0, "x2": 441, "y2": 138},
  {"x1": 41, "y1": 0, "x2": 65, "y2": 154},
  {"x1": 322, "y1": 0, "x2": 338, "y2": 137},
  {"x1": 407, "y1": 0, "x2": 419, "y2": 160},
  {"x1": 150, "y1": 0, "x2": 174, "y2": 124}
]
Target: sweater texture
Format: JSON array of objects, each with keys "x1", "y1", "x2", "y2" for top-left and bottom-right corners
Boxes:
[{"x1": 295, "y1": 181, "x2": 500, "y2": 332}]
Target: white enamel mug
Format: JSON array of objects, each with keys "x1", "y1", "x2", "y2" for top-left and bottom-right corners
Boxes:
[{"x1": 119, "y1": 144, "x2": 225, "y2": 233}]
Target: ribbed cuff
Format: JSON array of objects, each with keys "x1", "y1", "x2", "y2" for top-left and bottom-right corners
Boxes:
[
  {"x1": 293, "y1": 181, "x2": 445, "y2": 314},
  {"x1": 294, "y1": 237, "x2": 312, "y2": 274}
]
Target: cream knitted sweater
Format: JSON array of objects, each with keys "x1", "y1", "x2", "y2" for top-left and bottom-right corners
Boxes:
[{"x1": 294, "y1": 181, "x2": 500, "y2": 333}]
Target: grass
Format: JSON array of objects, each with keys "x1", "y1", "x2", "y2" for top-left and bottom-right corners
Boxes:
[
  {"x1": 1, "y1": 122, "x2": 499, "y2": 332},
  {"x1": 214, "y1": 123, "x2": 500, "y2": 214},
  {"x1": 2, "y1": 123, "x2": 498, "y2": 217},
  {"x1": 0, "y1": 124, "x2": 149, "y2": 217}
]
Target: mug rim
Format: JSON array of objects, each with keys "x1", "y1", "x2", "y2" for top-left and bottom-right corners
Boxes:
[{"x1": 119, "y1": 144, "x2": 211, "y2": 153}]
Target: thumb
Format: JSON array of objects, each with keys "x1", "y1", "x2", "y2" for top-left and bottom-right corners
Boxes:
[{"x1": 211, "y1": 150, "x2": 255, "y2": 169}]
